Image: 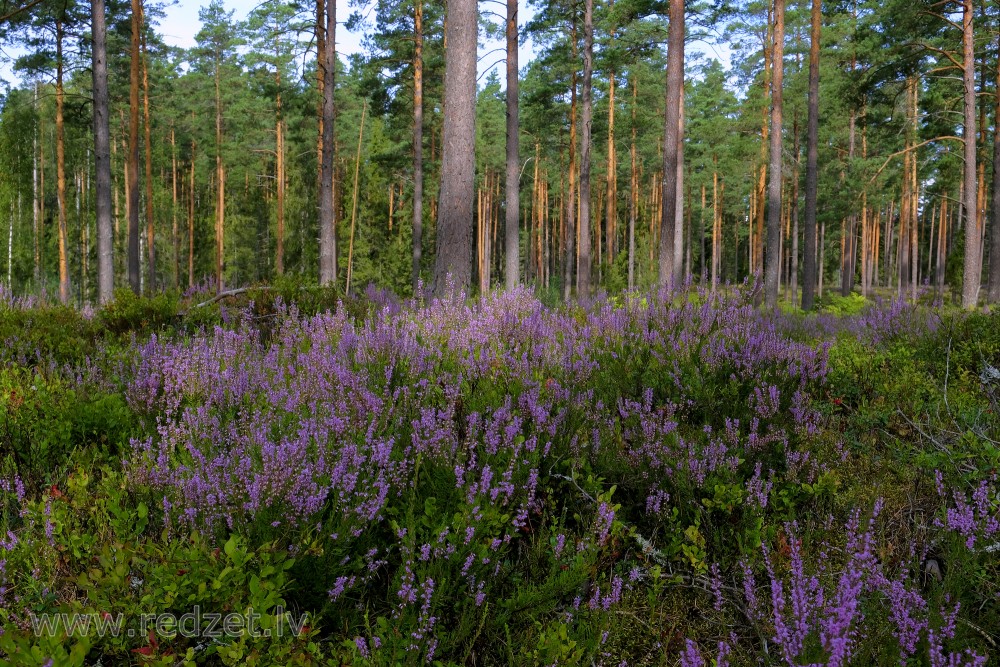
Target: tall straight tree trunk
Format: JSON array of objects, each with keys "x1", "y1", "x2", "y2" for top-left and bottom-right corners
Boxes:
[
  {"x1": 790, "y1": 110, "x2": 799, "y2": 304},
  {"x1": 764, "y1": 0, "x2": 784, "y2": 308},
  {"x1": 712, "y1": 163, "x2": 720, "y2": 290},
  {"x1": 188, "y1": 142, "x2": 195, "y2": 288},
  {"x1": 92, "y1": 0, "x2": 114, "y2": 303},
  {"x1": 127, "y1": 0, "x2": 142, "y2": 293},
  {"x1": 578, "y1": 0, "x2": 594, "y2": 295},
  {"x1": 432, "y1": 0, "x2": 477, "y2": 295},
  {"x1": 33, "y1": 84, "x2": 40, "y2": 285},
  {"x1": 606, "y1": 0, "x2": 617, "y2": 265},
  {"x1": 755, "y1": 6, "x2": 772, "y2": 279},
  {"x1": 658, "y1": 0, "x2": 683, "y2": 287},
  {"x1": 318, "y1": 0, "x2": 337, "y2": 285},
  {"x1": 412, "y1": 0, "x2": 424, "y2": 291},
  {"x1": 345, "y1": 103, "x2": 366, "y2": 292},
  {"x1": 275, "y1": 37, "x2": 286, "y2": 276},
  {"x1": 960, "y1": 0, "x2": 979, "y2": 308},
  {"x1": 673, "y1": 85, "x2": 684, "y2": 284},
  {"x1": 628, "y1": 72, "x2": 637, "y2": 290},
  {"x1": 802, "y1": 0, "x2": 820, "y2": 309},
  {"x1": 504, "y1": 0, "x2": 519, "y2": 289},
  {"x1": 141, "y1": 20, "x2": 155, "y2": 292},
  {"x1": 171, "y1": 125, "x2": 178, "y2": 288},
  {"x1": 214, "y1": 46, "x2": 226, "y2": 291},
  {"x1": 841, "y1": 109, "x2": 856, "y2": 297},
  {"x1": 988, "y1": 33, "x2": 1000, "y2": 304},
  {"x1": 55, "y1": 18, "x2": 70, "y2": 303},
  {"x1": 563, "y1": 54, "x2": 578, "y2": 301}
]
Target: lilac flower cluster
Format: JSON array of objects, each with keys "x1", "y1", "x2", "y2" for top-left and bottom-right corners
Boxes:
[
  {"x1": 726, "y1": 503, "x2": 989, "y2": 667},
  {"x1": 933, "y1": 472, "x2": 1000, "y2": 551},
  {"x1": 118, "y1": 283, "x2": 839, "y2": 658}
]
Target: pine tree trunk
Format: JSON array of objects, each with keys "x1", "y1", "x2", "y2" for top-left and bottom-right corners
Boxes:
[
  {"x1": 577, "y1": 0, "x2": 593, "y2": 296},
  {"x1": 345, "y1": 103, "x2": 365, "y2": 292},
  {"x1": 412, "y1": 0, "x2": 424, "y2": 291},
  {"x1": 764, "y1": 0, "x2": 784, "y2": 308},
  {"x1": 432, "y1": 0, "x2": 477, "y2": 295},
  {"x1": 170, "y1": 125, "x2": 178, "y2": 288},
  {"x1": 802, "y1": 0, "x2": 820, "y2": 309},
  {"x1": 214, "y1": 45, "x2": 226, "y2": 291},
  {"x1": 188, "y1": 141, "x2": 195, "y2": 289},
  {"x1": 960, "y1": 0, "x2": 978, "y2": 307},
  {"x1": 563, "y1": 55, "x2": 578, "y2": 301},
  {"x1": 92, "y1": 0, "x2": 114, "y2": 303},
  {"x1": 141, "y1": 22, "x2": 155, "y2": 292},
  {"x1": 988, "y1": 34, "x2": 1000, "y2": 303},
  {"x1": 275, "y1": 38, "x2": 285, "y2": 276},
  {"x1": 127, "y1": 0, "x2": 141, "y2": 293},
  {"x1": 790, "y1": 110, "x2": 799, "y2": 304},
  {"x1": 33, "y1": 84, "x2": 40, "y2": 286},
  {"x1": 505, "y1": 0, "x2": 519, "y2": 289},
  {"x1": 658, "y1": 0, "x2": 683, "y2": 287},
  {"x1": 628, "y1": 73, "x2": 637, "y2": 291},
  {"x1": 606, "y1": 2, "x2": 617, "y2": 265},
  {"x1": 673, "y1": 85, "x2": 684, "y2": 285},
  {"x1": 318, "y1": 0, "x2": 337, "y2": 285},
  {"x1": 53, "y1": 20, "x2": 70, "y2": 303}
]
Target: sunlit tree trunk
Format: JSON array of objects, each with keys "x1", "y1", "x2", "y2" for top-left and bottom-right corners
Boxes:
[
  {"x1": 412, "y1": 0, "x2": 424, "y2": 291},
  {"x1": 658, "y1": 0, "x2": 683, "y2": 287},
  {"x1": 960, "y1": 0, "x2": 978, "y2": 307},
  {"x1": 214, "y1": 41, "x2": 226, "y2": 291},
  {"x1": 505, "y1": 0, "x2": 520, "y2": 289},
  {"x1": 54, "y1": 18, "x2": 70, "y2": 303},
  {"x1": 275, "y1": 36, "x2": 285, "y2": 276}
]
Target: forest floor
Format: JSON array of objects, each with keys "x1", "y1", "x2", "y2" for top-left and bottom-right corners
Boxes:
[{"x1": 0, "y1": 281, "x2": 998, "y2": 666}]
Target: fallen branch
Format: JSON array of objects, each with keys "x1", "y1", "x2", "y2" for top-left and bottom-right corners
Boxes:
[{"x1": 189, "y1": 286, "x2": 270, "y2": 310}]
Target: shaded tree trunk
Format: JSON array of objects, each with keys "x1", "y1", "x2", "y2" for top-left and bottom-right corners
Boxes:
[
  {"x1": 432, "y1": 0, "x2": 477, "y2": 295},
  {"x1": 505, "y1": 0, "x2": 519, "y2": 289},
  {"x1": 628, "y1": 72, "x2": 637, "y2": 290},
  {"x1": 188, "y1": 141, "x2": 195, "y2": 289},
  {"x1": 128, "y1": 0, "x2": 141, "y2": 293},
  {"x1": 578, "y1": 0, "x2": 593, "y2": 295},
  {"x1": 318, "y1": 0, "x2": 337, "y2": 285},
  {"x1": 606, "y1": 6, "x2": 617, "y2": 267},
  {"x1": 764, "y1": 0, "x2": 784, "y2": 308},
  {"x1": 673, "y1": 86, "x2": 684, "y2": 284},
  {"x1": 92, "y1": 0, "x2": 114, "y2": 303},
  {"x1": 802, "y1": 0, "x2": 820, "y2": 310},
  {"x1": 989, "y1": 34, "x2": 1000, "y2": 304},
  {"x1": 658, "y1": 0, "x2": 683, "y2": 287},
  {"x1": 171, "y1": 125, "x2": 178, "y2": 288},
  {"x1": 141, "y1": 20, "x2": 155, "y2": 291}
]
